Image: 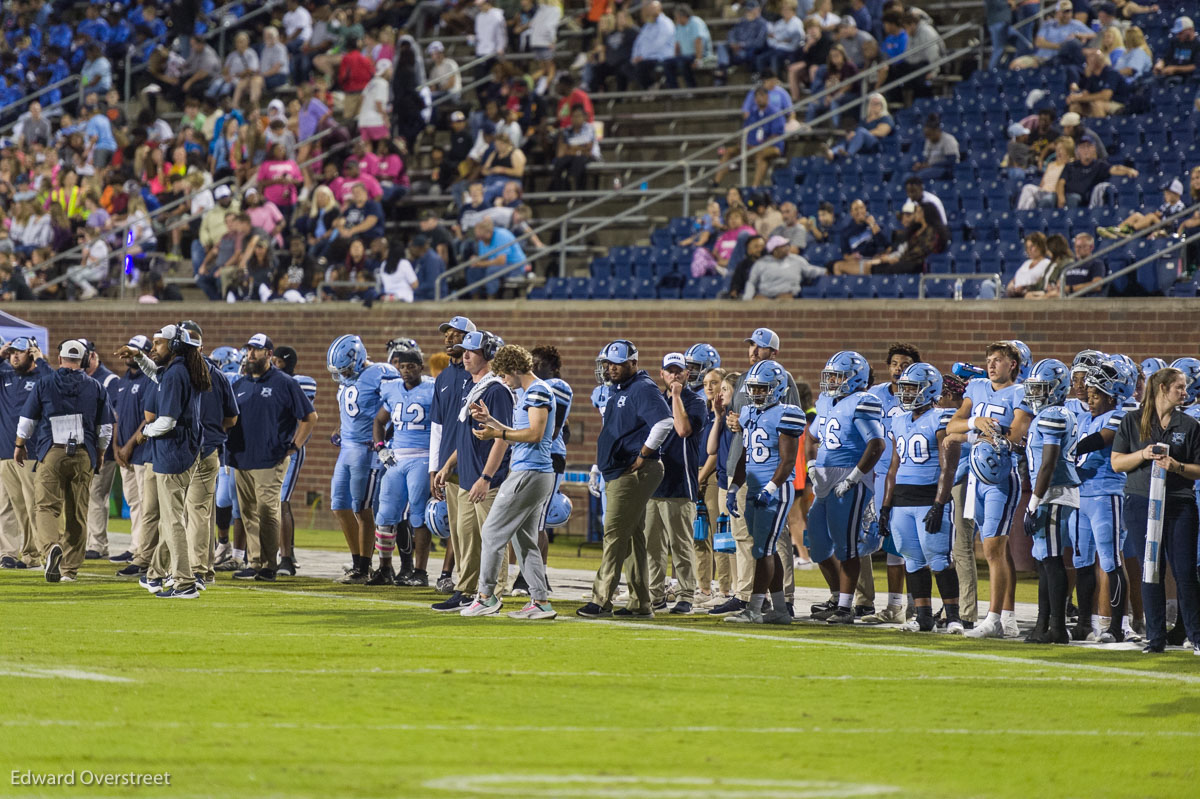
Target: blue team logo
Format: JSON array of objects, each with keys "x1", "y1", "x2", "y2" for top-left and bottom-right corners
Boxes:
[
  {"x1": 617, "y1": 396, "x2": 627, "y2": 408},
  {"x1": 1171, "y1": 433, "x2": 1185, "y2": 445},
  {"x1": 261, "y1": 387, "x2": 274, "y2": 398}
]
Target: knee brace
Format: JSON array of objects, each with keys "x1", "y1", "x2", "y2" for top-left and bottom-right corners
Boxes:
[
  {"x1": 908, "y1": 567, "x2": 933, "y2": 600},
  {"x1": 934, "y1": 567, "x2": 959, "y2": 601},
  {"x1": 886, "y1": 553, "x2": 905, "y2": 567},
  {"x1": 395, "y1": 520, "x2": 414, "y2": 556},
  {"x1": 215, "y1": 505, "x2": 232, "y2": 530}
]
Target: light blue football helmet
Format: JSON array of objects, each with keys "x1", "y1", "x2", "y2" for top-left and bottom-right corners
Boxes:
[
  {"x1": 327, "y1": 334, "x2": 368, "y2": 384},
  {"x1": 970, "y1": 439, "x2": 1012, "y2": 486},
  {"x1": 426, "y1": 498, "x2": 450, "y2": 539},
  {"x1": 1085, "y1": 358, "x2": 1136, "y2": 404},
  {"x1": 820, "y1": 351, "x2": 870, "y2": 398},
  {"x1": 1008, "y1": 340, "x2": 1032, "y2": 383},
  {"x1": 1024, "y1": 358, "x2": 1070, "y2": 412},
  {"x1": 896, "y1": 362, "x2": 943, "y2": 411},
  {"x1": 683, "y1": 343, "x2": 721, "y2": 389},
  {"x1": 1170, "y1": 357, "x2": 1200, "y2": 403},
  {"x1": 1141, "y1": 357, "x2": 1167, "y2": 377},
  {"x1": 545, "y1": 493, "x2": 572, "y2": 528},
  {"x1": 745, "y1": 359, "x2": 788, "y2": 408}
]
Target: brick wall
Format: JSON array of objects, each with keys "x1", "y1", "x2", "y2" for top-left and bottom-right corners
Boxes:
[{"x1": 11, "y1": 299, "x2": 1196, "y2": 529}]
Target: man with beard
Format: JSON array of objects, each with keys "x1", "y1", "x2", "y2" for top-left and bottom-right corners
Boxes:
[
  {"x1": 0, "y1": 337, "x2": 51, "y2": 569},
  {"x1": 109, "y1": 336, "x2": 154, "y2": 569},
  {"x1": 78, "y1": 339, "x2": 121, "y2": 560},
  {"x1": 14, "y1": 340, "x2": 113, "y2": 583},
  {"x1": 226, "y1": 334, "x2": 316, "y2": 581},
  {"x1": 428, "y1": 316, "x2": 476, "y2": 594}
]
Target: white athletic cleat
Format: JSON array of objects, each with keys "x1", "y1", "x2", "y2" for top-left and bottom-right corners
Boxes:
[
  {"x1": 965, "y1": 618, "x2": 1004, "y2": 638},
  {"x1": 213, "y1": 541, "x2": 232, "y2": 565},
  {"x1": 861, "y1": 605, "x2": 905, "y2": 624},
  {"x1": 460, "y1": 595, "x2": 502, "y2": 617},
  {"x1": 1001, "y1": 617, "x2": 1021, "y2": 638},
  {"x1": 946, "y1": 620, "x2": 965, "y2": 635},
  {"x1": 900, "y1": 619, "x2": 922, "y2": 632},
  {"x1": 724, "y1": 608, "x2": 764, "y2": 624},
  {"x1": 507, "y1": 601, "x2": 557, "y2": 620},
  {"x1": 762, "y1": 608, "x2": 791, "y2": 625}
]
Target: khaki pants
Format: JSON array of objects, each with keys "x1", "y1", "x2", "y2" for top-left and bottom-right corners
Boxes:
[
  {"x1": 85, "y1": 458, "x2": 118, "y2": 554},
  {"x1": 156, "y1": 461, "x2": 198, "y2": 589},
  {"x1": 591, "y1": 461, "x2": 664, "y2": 613},
  {"x1": 32, "y1": 448, "x2": 93, "y2": 578},
  {"x1": 452, "y1": 483, "x2": 507, "y2": 597},
  {"x1": 342, "y1": 92, "x2": 363, "y2": 119},
  {"x1": 138, "y1": 465, "x2": 163, "y2": 573},
  {"x1": 855, "y1": 554, "x2": 876, "y2": 608},
  {"x1": 646, "y1": 496, "x2": 698, "y2": 604},
  {"x1": 0, "y1": 458, "x2": 39, "y2": 564},
  {"x1": 186, "y1": 450, "x2": 220, "y2": 579},
  {"x1": 951, "y1": 481, "x2": 979, "y2": 622},
  {"x1": 235, "y1": 458, "x2": 288, "y2": 572},
  {"x1": 120, "y1": 463, "x2": 147, "y2": 555},
  {"x1": 730, "y1": 483, "x2": 754, "y2": 600},
  {"x1": 0, "y1": 477, "x2": 18, "y2": 558}
]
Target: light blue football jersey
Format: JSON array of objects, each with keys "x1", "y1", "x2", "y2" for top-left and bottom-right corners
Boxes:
[
  {"x1": 337, "y1": 362, "x2": 398, "y2": 444},
  {"x1": 1027, "y1": 405, "x2": 1081, "y2": 489},
  {"x1": 1076, "y1": 407, "x2": 1126, "y2": 497},
  {"x1": 891, "y1": 407, "x2": 952, "y2": 486},
  {"x1": 812, "y1": 391, "x2": 885, "y2": 468},
  {"x1": 380, "y1": 375, "x2": 435, "y2": 450},
  {"x1": 511, "y1": 379, "x2": 556, "y2": 473},
  {"x1": 738, "y1": 401, "x2": 806, "y2": 488}
]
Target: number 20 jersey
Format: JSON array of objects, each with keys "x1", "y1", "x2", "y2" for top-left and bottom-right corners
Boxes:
[{"x1": 889, "y1": 407, "x2": 953, "y2": 486}]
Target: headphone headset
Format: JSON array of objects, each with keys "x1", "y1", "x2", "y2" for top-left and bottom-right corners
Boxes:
[
  {"x1": 168, "y1": 326, "x2": 186, "y2": 354},
  {"x1": 478, "y1": 332, "x2": 501, "y2": 361}
]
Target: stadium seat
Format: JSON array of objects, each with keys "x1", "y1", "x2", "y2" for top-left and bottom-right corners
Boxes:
[
  {"x1": 590, "y1": 277, "x2": 613, "y2": 299},
  {"x1": 566, "y1": 277, "x2": 591, "y2": 299},
  {"x1": 699, "y1": 276, "x2": 724, "y2": 298},
  {"x1": 546, "y1": 277, "x2": 570, "y2": 300},
  {"x1": 589, "y1": 257, "x2": 612, "y2": 280},
  {"x1": 922, "y1": 279, "x2": 954, "y2": 299},
  {"x1": 681, "y1": 280, "x2": 704, "y2": 300},
  {"x1": 895, "y1": 275, "x2": 920, "y2": 298},
  {"x1": 873, "y1": 275, "x2": 899, "y2": 298},
  {"x1": 633, "y1": 262, "x2": 655, "y2": 281},
  {"x1": 650, "y1": 229, "x2": 673, "y2": 248},
  {"x1": 634, "y1": 278, "x2": 656, "y2": 299},
  {"x1": 526, "y1": 284, "x2": 549, "y2": 300},
  {"x1": 848, "y1": 276, "x2": 875, "y2": 298},
  {"x1": 658, "y1": 285, "x2": 682, "y2": 299},
  {"x1": 1169, "y1": 279, "x2": 1198, "y2": 297},
  {"x1": 927, "y1": 254, "x2": 952, "y2": 274}
]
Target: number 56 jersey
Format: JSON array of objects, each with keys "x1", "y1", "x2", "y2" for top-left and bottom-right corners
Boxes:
[
  {"x1": 738, "y1": 402, "x2": 806, "y2": 488},
  {"x1": 337, "y1": 362, "x2": 399, "y2": 444},
  {"x1": 812, "y1": 391, "x2": 885, "y2": 468}
]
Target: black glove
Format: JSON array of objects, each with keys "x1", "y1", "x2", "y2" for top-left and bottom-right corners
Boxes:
[
  {"x1": 1024, "y1": 508, "x2": 1042, "y2": 538},
  {"x1": 923, "y1": 502, "x2": 945, "y2": 534},
  {"x1": 878, "y1": 505, "x2": 892, "y2": 537}
]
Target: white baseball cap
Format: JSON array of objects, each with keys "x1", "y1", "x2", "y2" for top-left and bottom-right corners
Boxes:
[
  {"x1": 59, "y1": 339, "x2": 87, "y2": 359},
  {"x1": 662, "y1": 352, "x2": 687, "y2": 371}
]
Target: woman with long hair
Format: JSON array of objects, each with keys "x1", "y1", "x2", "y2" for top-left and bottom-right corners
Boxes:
[
  {"x1": 1116, "y1": 26, "x2": 1152, "y2": 82},
  {"x1": 861, "y1": 201, "x2": 947, "y2": 274},
  {"x1": 695, "y1": 366, "x2": 732, "y2": 606},
  {"x1": 1111, "y1": 367, "x2": 1200, "y2": 653},
  {"x1": 1006, "y1": 231, "x2": 1051, "y2": 297},
  {"x1": 303, "y1": 185, "x2": 341, "y2": 259},
  {"x1": 806, "y1": 44, "x2": 858, "y2": 126}
]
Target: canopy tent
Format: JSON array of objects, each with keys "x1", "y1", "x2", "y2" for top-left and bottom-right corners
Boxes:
[{"x1": 0, "y1": 310, "x2": 49, "y2": 353}]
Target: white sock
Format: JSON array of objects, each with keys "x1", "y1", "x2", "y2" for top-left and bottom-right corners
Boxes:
[
  {"x1": 1122, "y1": 615, "x2": 1134, "y2": 632},
  {"x1": 233, "y1": 548, "x2": 246, "y2": 562},
  {"x1": 770, "y1": 591, "x2": 786, "y2": 613},
  {"x1": 1001, "y1": 609, "x2": 1016, "y2": 623},
  {"x1": 838, "y1": 592, "x2": 853, "y2": 609},
  {"x1": 750, "y1": 593, "x2": 766, "y2": 612},
  {"x1": 986, "y1": 611, "x2": 1001, "y2": 625},
  {"x1": 887, "y1": 592, "x2": 904, "y2": 608},
  {"x1": 1096, "y1": 615, "x2": 1110, "y2": 633}
]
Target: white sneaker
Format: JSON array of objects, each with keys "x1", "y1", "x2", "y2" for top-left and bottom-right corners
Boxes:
[
  {"x1": 1087, "y1": 630, "x2": 1116, "y2": 643},
  {"x1": 59, "y1": 574, "x2": 77, "y2": 583},
  {"x1": 1123, "y1": 624, "x2": 1142, "y2": 643},
  {"x1": 507, "y1": 601, "x2": 557, "y2": 620},
  {"x1": 460, "y1": 595, "x2": 502, "y2": 617},
  {"x1": 213, "y1": 541, "x2": 232, "y2": 565},
  {"x1": 694, "y1": 591, "x2": 713, "y2": 606},
  {"x1": 724, "y1": 608, "x2": 764, "y2": 624},
  {"x1": 965, "y1": 618, "x2": 1004, "y2": 638},
  {"x1": 794, "y1": 557, "x2": 815, "y2": 570},
  {"x1": 1001, "y1": 617, "x2": 1021, "y2": 638},
  {"x1": 762, "y1": 608, "x2": 791, "y2": 625},
  {"x1": 703, "y1": 593, "x2": 733, "y2": 608},
  {"x1": 861, "y1": 605, "x2": 905, "y2": 624},
  {"x1": 900, "y1": 619, "x2": 922, "y2": 632},
  {"x1": 946, "y1": 620, "x2": 965, "y2": 635}
]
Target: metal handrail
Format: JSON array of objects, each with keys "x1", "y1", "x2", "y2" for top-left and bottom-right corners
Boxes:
[
  {"x1": 433, "y1": 23, "x2": 974, "y2": 300},
  {"x1": 1068, "y1": 230, "x2": 1198, "y2": 299},
  {"x1": 1062, "y1": 199, "x2": 1200, "y2": 298},
  {"x1": 417, "y1": 53, "x2": 491, "y2": 92},
  {"x1": 0, "y1": 75, "x2": 83, "y2": 135}
]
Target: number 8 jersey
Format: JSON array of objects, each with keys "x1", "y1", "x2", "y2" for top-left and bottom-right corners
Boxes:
[
  {"x1": 812, "y1": 390, "x2": 885, "y2": 468},
  {"x1": 337, "y1": 362, "x2": 398, "y2": 444},
  {"x1": 738, "y1": 401, "x2": 807, "y2": 488}
]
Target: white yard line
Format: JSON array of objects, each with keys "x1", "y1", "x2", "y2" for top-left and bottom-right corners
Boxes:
[{"x1": 0, "y1": 666, "x2": 134, "y2": 683}]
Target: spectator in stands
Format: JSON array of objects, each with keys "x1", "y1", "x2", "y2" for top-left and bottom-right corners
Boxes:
[
  {"x1": 583, "y1": 11, "x2": 636, "y2": 92},
  {"x1": 1032, "y1": 231, "x2": 1106, "y2": 297},
  {"x1": 826, "y1": 92, "x2": 893, "y2": 158},
  {"x1": 214, "y1": 32, "x2": 259, "y2": 106},
  {"x1": 1154, "y1": 16, "x2": 1199, "y2": 78},
  {"x1": 527, "y1": 0, "x2": 563, "y2": 93},
  {"x1": 768, "y1": 201, "x2": 808, "y2": 252},
  {"x1": 713, "y1": 207, "x2": 757, "y2": 271},
  {"x1": 426, "y1": 41, "x2": 462, "y2": 106},
  {"x1": 1001, "y1": 121, "x2": 1035, "y2": 179},
  {"x1": 836, "y1": 16, "x2": 876, "y2": 70},
  {"x1": 358, "y1": 59, "x2": 393, "y2": 142},
  {"x1": 470, "y1": 215, "x2": 526, "y2": 299},
  {"x1": 406, "y1": 234, "x2": 445, "y2": 300},
  {"x1": 831, "y1": 199, "x2": 888, "y2": 274},
  {"x1": 724, "y1": 234, "x2": 765, "y2": 297},
  {"x1": 1006, "y1": 231, "x2": 1051, "y2": 297},
  {"x1": 672, "y1": 4, "x2": 714, "y2": 89},
  {"x1": 910, "y1": 113, "x2": 959, "y2": 181},
  {"x1": 801, "y1": 201, "x2": 838, "y2": 243},
  {"x1": 83, "y1": 104, "x2": 118, "y2": 169},
  {"x1": 283, "y1": 0, "x2": 314, "y2": 56},
  {"x1": 1098, "y1": 177, "x2": 1186, "y2": 238},
  {"x1": 1056, "y1": 111, "x2": 1108, "y2": 161},
  {"x1": 860, "y1": 200, "x2": 945, "y2": 273},
  {"x1": 1067, "y1": 48, "x2": 1128, "y2": 117},
  {"x1": 1117, "y1": 26, "x2": 1153, "y2": 82},
  {"x1": 1098, "y1": 26, "x2": 1125, "y2": 66},
  {"x1": 758, "y1": 0, "x2": 805, "y2": 77},
  {"x1": 805, "y1": 44, "x2": 858, "y2": 125},
  {"x1": 712, "y1": 87, "x2": 785, "y2": 188},
  {"x1": 323, "y1": 237, "x2": 379, "y2": 304},
  {"x1": 336, "y1": 39, "x2": 375, "y2": 120},
  {"x1": 378, "y1": 241, "x2": 420, "y2": 302},
  {"x1": 259, "y1": 27, "x2": 292, "y2": 98},
  {"x1": 1058, "y1": 134, "x2": 1137, "y2": 207},
  {"x1": 549, "y1": 106, "x2": 600, "y2": 191},
  {"x1": 243, "y1": 188, "x2": 285, "y2": 245},
  {"x1": 986, "y1": 0, "x2": 1032, "y2": 70},
  {"x1": 331, "y1": 184, "x2": 385, "y2": 261},
  {"x1": 717, "y1": 0, "x2": 768, "y2": 85},
  {"x1": 180, "y1": 34, "x2": 222, "y2": 103},
  {"x1": 418, "y1": 210, "x2": 458, "y2": 269},
  {"x1": 554, "y1": 74, "x2": 595, "y2": 128},
  {"x1": 743, "y1": 235, "x2": 823, "y2": 298},
  {"x1": 1019, "y1": 136, "x2": 1073, "y2": 208},
  {"x1": 788, "y1": 16, "x2": 833, "y2": 99},
  {"x1": 14, "y1": 102, "x2": 51, "y2": 149},
  {"x1": 302, "y1": 185, "x2": 340, "y2": 260},
  {"x1": 474, "y1": 0, "x2": 508, "y2": 71},
  {"x1": 1010, "y1": 0, "x2": 1092, "y2": 70},
  {"x1": 81, "y1": 44, "x2": 113, "y2": 95},
  {"x1": 480, "y1": 134, "x2": 526, "y2": 205},
  {"x1": 632, "y1": 1, "x2": 677, "y2": 89},
  {"x1": 901, "y1": 10, "x2": 945, "y2": 81}
]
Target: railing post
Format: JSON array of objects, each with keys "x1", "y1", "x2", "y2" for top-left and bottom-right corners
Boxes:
[
  {"x1": 682, "y1": 162, "x2": 690, "y2": 217},
  {"x1": 124, "y1": 58, "x2": 132, "y2": 111},
  {"x1": 559, "y1": 218, "x2": 567, "y2": 277},
  {"x1": 739, "y1": 127, "x2": 748, "y2": 187}
]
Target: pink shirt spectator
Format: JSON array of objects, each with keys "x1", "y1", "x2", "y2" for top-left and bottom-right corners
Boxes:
[
  {"x1": 329, "y1": 173, "x2": 383, "y2": 203},
  {"x1": 248, "y1": 201, "x2": 285, "y2": 246},
  {"x1": 257, "y1": 159, "x2": 302, "y2": 206},
  {"x1": 714, "y1": 225, "x2": 756, "y2": 262}
]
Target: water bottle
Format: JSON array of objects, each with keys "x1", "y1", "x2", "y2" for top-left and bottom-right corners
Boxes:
[
  {"x1": 954, "y1": 279, "x2": 963, "y2": 301},
  {"x1": 693, "y1": 511, "x2": 709, "y2": 542}
]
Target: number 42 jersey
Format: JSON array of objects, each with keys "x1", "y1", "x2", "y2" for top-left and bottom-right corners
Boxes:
[{"x1": 380, "y1": 375, "x2": 435, "y2": 451}]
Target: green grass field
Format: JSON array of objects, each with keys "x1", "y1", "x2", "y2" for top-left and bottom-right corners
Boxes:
[{"x1": 3, "y1": 523, "x2": 1199, "y2": 799}]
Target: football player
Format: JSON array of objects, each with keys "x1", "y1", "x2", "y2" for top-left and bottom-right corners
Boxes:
[
  {"x1": 1067, "y1": 349, "x2": 1105, "y2": 418},
  {"x1": 947, "y1": 342, "x2": 1033, "y2": 639},
  {"x1": 272, "y1": 345, "x2": 316, "y2": 577},
  {"x1": 371, "y1": 340, "x2": 435, "y2": 586},
  {"x1": 1022, "y1": 359, "x2": 1081, "y2": 644},
  {"x1": 683, "y1": 344, "x2": 721, "y2": 392},
  {"x1": 805, "y1": 351, "x2": 886, "y2": 624},
  {"x1": 1072, "y1": 357, "x2": 1136, "y2": 642},
  {"x1": 327, "y1": 334, "x2": 397, "y2": 584},
  {"x1": 861, "y1": 343, "x2": 920, "y2": 624},
  {"x1": 212, "y1": 352, "x2": 245, "y2": 570},
  {"x1": 724, "y1": 360, "x2": 805, "y2": 624},
  {"x1": 429, "y1": 316, "x2": 476, "y2": 593},
  {"x1": 880, "y1": 363, "x2": 963, "y2": 633}
]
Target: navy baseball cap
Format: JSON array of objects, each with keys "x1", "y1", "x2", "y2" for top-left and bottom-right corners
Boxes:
[
  {"x1": 127, "y1": 334, "x2": 151, "y2": 352},
  {"x1": 438, "y1": 316, "x2": 477, "y2": 334},
  {"x1": 744, "y1": 328, "x2": 781, "y2": 350},
  {"x1": 246, "y1": 333, "x2": 274, "y2": 351}
]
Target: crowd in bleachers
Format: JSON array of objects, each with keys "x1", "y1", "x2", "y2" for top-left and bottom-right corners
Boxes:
[{"x1": 0, "y1": 0, "x2": 1199, "y2": 303}]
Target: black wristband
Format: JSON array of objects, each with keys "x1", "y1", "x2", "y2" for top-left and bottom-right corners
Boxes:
[{"x1": 482, "y1": 473, "x2": 493, "y2": 482}]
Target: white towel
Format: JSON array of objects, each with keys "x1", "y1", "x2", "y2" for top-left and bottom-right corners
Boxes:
[{"x1": 458, "y1": 373, "x2": 514, "y2": 423}]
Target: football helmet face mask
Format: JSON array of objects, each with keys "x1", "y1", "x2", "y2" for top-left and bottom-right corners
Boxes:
[
  {"x1": 1024, "y1": 358, "x2": 1070, "y2": 412},
  {"x1": 745, "y1": 359, "x2": 787, "y2": 408},
  {"x1": 896, "y1": 362, "x2": 943, "y2": 411},
  {"x1": 820, "y1": 351, "x2": 869, "y2": 398}
]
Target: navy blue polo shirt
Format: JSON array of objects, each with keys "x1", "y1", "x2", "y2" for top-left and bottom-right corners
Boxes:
[
  {"x1": 198, "y1": 358, "x2": 239, "y2": 458},
  {"x1": 146, "y1": 358, "x2": 202, "y2": 475},
  {"x1": 0, "y1": 359, "x2": 51, "y2": 459},
  {"x1": 90, "y1": 362, "x2": 120, "y2": 458},
  {"x1": 596, "y1": 370, "x2": 672, "y2": 481},
  {"x1": 20, "y1": 367, "x2": 113, "y2": 469},
  {"x1": 113, "y1": 368, "x2": 152, "y2": 466},
  {"x1": 226, "y1": 366, "x2": 314, "y2": 470},
  {"x1": 430, "y1": 359, "x2": 471, "y2": 475},
  {"x1": 454, "y1": 379, "x2": 514, "y2": 488},
  {"x1": 653, "y1": 386, "x2": 708, "y2": 500}
]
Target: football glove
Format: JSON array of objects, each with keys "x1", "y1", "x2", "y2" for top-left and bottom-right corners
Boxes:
[
  {"x1": 587, "y1": 464, "x2": 602, "y2": 497},
  {"x1": 878, "y1": 505, "x2": 892, "y2": 537},
  {"x1": 833, "y1": 467, "x2": 865, "y2": 498},
  {"x1": 923, "y1": 502, "x2": 945, "y2": 534},
  {"x1": 725, "y1": 486, "x2": 741, "y2": 519},
  {"x1": 379, "y1": 448, "x2": 397, "y2": 468},
  {"x1": 753, "y1": 481, "x2": 779, "y2": 508}
]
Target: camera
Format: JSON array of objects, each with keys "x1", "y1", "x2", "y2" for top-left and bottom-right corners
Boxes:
[{"x1": 1152, "y1": 443, "x2": 1168, "y2": 458}]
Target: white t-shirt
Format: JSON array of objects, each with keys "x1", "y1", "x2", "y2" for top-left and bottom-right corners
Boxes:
[
  {"x1": 474, "y1": 7, "x2": 508, "y2": 57},
  {"x1": 282, "y1": 7, "x2": 312, "y2": 43},
  {"x1": 357, "y1": 76, "x2": 390, "y2": 128},
  {"x1": 1012, "y1": 257, "x2": 1051, "y2": 290},
  {"x1": 380, "y1": 258, "x2": 418, "y2": 302}
]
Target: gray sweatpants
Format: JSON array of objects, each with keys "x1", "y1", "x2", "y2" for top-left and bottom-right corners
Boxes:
[{"x1": 479, "y1": 470, "x2": 556, "y2": 601}]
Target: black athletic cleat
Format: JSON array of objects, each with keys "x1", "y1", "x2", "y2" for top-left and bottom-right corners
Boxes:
[
  {"x1": 1072, "y1": 623, "x2": 1091, "y2": 642},
  {"x1": 84, "y1": 549, "x2": 103, "y2": 560},
  {"x1": 670, "y1": 601, "x2": 692, "y2": 615},
  {"x1": 613, "y1": 606, "x2": 654, "y2": 618},
  {"x1": 232, "y1": 567, "x2": 258, "y2": 581},
  {"x1": 254, "y1": 569, "x2": 276, "y2": 582},
  {"x1": 1045, "y1": 619, "x2": 1070, "y2": 644},
  {"x1": 116, "y1": 563, "x2": 146, "y2": 578},
  {"x1": 396, "y1": 568, "x2": 429, "y2": 587},
  {"x1": 366, "y1": 565, "x2": 395, "y2": 586},
  {"x1": 810, "y1": 605, "x2": 842, "y2": 621},
  {"x1": 575, "y1": 602, "x2": 612, "y2": 619},
  {"x1": 1065, "y1": 602, "x2": 1079, "y2": 625},
  {"x1": 708, "y1": 597, "x2": 747, "y2": 616},
  {"x1": 276, "y1": 556, "x2": 297, "y2": 576},
  {"x1": 1, "y1": 556, "x2": 18, "y2": 569},
  {"x1": 826, "y1": 607, "x2": 855, "y2": 624},
  {"x1": 854, "y1": 604, "x2": 874, "y2": 618},
  {"x1": 1167, "y1": 620, "x2": 1188, "y2": 646},
  {"x1": 44, "y1": 544, "x2": 63, "y2": 583},
  {"x1": 810, "y1": 597, "x2": 837, "y2": 615}
]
